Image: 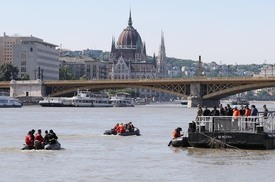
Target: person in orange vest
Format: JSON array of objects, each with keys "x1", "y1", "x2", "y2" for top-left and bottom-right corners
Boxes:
[
  {"x1": 168, "y1": 127, "x2": 184, "y2": 146},
  {"x1": 244, "y1": 105, "x2": 252, "y2": 130},
  {"x1": 232, "y1": 106, "x2": 240, "y2": 130},
  {"x1": 24, "y1": 130, "x2": 34, "y2": 150},
  {"x1": 172, "y1": 127, "x2": 183, "y2": 139},
  {"x1": 34, "y1": 129, "x2": 44, "y2": 149},
  {"x1": 113, "y1": 123, "x2": 119, "y2": 134},
  {"x1": 118, "y1": 123, "x2": 125, "y2": 133}
]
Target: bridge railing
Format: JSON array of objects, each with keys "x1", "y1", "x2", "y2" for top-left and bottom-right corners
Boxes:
[
  {"x1": 196, "y1": 113, "x2": 275, "y2": 133},
  {"x1": 43, "y1": 76, "x2": 275, "y2": 83}
]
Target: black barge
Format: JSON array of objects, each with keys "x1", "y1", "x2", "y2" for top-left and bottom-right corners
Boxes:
[{"x1": 172, "y1": 112, "x2": 275, "y2": 150}]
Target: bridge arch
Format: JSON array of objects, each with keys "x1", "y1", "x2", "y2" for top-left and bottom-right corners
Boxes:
[
  {"x1": 3, "y1": 77, "x2": 275, "y2": 107},
  {"x1": 204, "y1": 81, "x2": 275, "y2": 99},
  {"x1": 49, "y1": 84, "x2": 189, "y2": 98}
]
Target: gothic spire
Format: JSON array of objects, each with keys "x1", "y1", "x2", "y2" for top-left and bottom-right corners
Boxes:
[
  {"x1": 111, "y1": 36, "x2": 116, "y2": 52},
  {"x1": 128, "y1": 9, "x2": 132, "y2": 26},
  {"x1": 157, "y1": 30, "x2": 167, "y2": 77},
  {"x1": 161, "y1": 30, "x2": 165, "y2": 50}
]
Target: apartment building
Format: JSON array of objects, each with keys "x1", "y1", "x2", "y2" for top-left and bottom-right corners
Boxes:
[{"x1": 0, "y1": 33, "x2": 60, "y2": 80}]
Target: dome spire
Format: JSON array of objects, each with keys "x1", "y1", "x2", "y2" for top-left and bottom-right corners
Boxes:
[{"x1": 128, "y1": 9, "x2": 132, "y2": 26}]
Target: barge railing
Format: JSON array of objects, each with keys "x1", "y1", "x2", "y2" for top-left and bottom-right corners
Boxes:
[{"x1": 196, "y1": 111, "x2": 275, "y2": 133}]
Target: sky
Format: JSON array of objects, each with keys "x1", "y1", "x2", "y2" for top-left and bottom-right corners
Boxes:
[{"x1": 1, "y1": 0, "x2": 275, "y2": 65}]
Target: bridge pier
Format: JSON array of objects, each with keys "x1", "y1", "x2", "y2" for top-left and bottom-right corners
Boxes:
[
  {"x1": 10, "y1": 79, "x2": 44, "y2": 103},
  {"x1": 187, "y1": 97, "x2": 220, "y2": 108},
  {"x1": 187, "y1": 96, "x2": 202, "y2": 107},
  {"x1": 188, "y1": 82, "x2": 220, "y2": 107}
]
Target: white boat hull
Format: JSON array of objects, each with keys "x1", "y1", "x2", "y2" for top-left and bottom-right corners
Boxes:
[
  {"x1": 39, "y1": 90, "x2": 113, "y2": 107},
  {"x1": 0, "y1": 96, "x2": 22, "y2": 108}
]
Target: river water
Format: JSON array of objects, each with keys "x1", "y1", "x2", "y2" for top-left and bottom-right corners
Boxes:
[{"x1": 1, "y1": 102, "x2": 275, "y2": 182}]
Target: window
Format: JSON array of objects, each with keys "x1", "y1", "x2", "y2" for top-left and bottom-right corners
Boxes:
[
  {"x1": 21, "y1": 67, "x2": 26, "y2": 72},
  {"x1": 92, "y1": 65, "x2": 97, "y2": 77},
  {"x1": 21, "y1": 53, "x2": 26, "y2": 59}
]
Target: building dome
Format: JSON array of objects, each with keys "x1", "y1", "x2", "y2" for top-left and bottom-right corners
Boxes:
[{"x1": 117, "y1": 12, "x2": 142, "y2": 49}]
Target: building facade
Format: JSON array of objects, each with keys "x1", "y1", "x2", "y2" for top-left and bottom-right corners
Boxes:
[
  {"x1": 59, "y1": 56, "x2": 107, "y2": 79},
  {"x1": 0, "y1": 33, "x2": 60, "y2": 80},
  {"x1": 107, "y1": 11, "x2": 167, "y2": 80},
  {"x1": 0, "y1": 33, "x2": 21, "y2": 64},
  {"x1": 106, "y1": 11, "x2": 169, "y2": 99}
]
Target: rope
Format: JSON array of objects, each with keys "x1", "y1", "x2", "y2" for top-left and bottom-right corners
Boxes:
[{"x1": 199, "y1": 132, "x2": 247, "y2": 153}]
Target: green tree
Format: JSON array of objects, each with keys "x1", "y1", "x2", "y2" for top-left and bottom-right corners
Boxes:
[
  {"x1": 246, "y1": 91, "x2": 254, "y2": 99},
  {"x1": 21, "y1": 74, "x2": 30, "y2": 80},
  {"x1": 0, "y1": 63, "x2": 19, "y2": 81},
  {"x1": 257, "y1": 90, "x2": 270, "y2": 100},
  {"x1": 59, "y1": 65, "x2": 75, "y2": 80},
  {"x1": 79, "y1": 75, "x2": 87, "y2": 80}
]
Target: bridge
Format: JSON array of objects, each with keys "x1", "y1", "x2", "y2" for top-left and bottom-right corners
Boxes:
[{"x1": 1, "y1": 77, "x2": 275, "y2": 107}]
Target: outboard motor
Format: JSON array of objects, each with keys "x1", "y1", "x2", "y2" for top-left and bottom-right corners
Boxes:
[{"x1": 188, "y1": 121, "x2": 196, "y2": 133}]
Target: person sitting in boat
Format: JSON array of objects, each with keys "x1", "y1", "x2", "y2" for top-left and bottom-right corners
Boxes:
[
  {"x1": 117, "y1": 123, "x2": 126, "y2": 133},
  {"x1": 34, "y1": 129, "x2": 44, "y2": 149},
  {"x1": 43, "y1": 130, "x2": 50, "y2": 145},
  {"x1": 48, "y1": 130, "x2": 58, "y2": 144},
  {"x1": 31, "y1": 129, "x2": 35, "y2": 141},
  {"x1": 172, "y1": 127, "x2": 183, "y2": 139},
  {"x1": 112, "y1": 123, "x2": 120, "y2": 134},
  {"x1": 24, "y1": 130, "x2": 35, "y2": 149},
  {"x1": 126, "y1": 122, "x2": 135, "y2": 132}
]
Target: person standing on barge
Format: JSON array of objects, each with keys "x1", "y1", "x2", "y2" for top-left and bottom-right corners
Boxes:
[
  {"x1": 251, "y1": 105, "x2": 259, "y2": 129},
  {"x1": 196, "y1": 105, "x2": 203, "y2": 124},
  {"x1": 244, "y1": 105, "x2": 252, "y2": 130},
  {"x1": 263, "y1": 105, "x2": 269, "y2": 119},
  {"x1": 232, "y1": 106, "x2": 240, "y2": 130},
  {"x1": 210, "y1": 106, "x2": 220, "y2": 131}
]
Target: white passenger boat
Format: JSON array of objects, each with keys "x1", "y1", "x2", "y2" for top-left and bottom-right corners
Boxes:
[
  {"x1": 39, "y1": 97, "x2": 67, "y2": 107},
  {"x1": 90, "y1": 92, "x2": 113, "y2": 107},
  {"x1": 69, "y1": 90, "x2": 94, "y2": 107},
  {"x1": 39, "y1": 90, "x2": 112, "y2": 107},
  {"x1": 110, "y1": 92, "x2": 135, "y2": 107},
  {"x1": 230, "y1": 97, "x2": 250, "y2": 106},
  {"x1": 135, "y1": 97, "x2": 147, "y2": 105},
  {"x1": 0, "y1": 96, "x2": 22, "y2": 108},
  {"x1": 70, "y1": 90, "x2": 112, "y2": 107}
]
